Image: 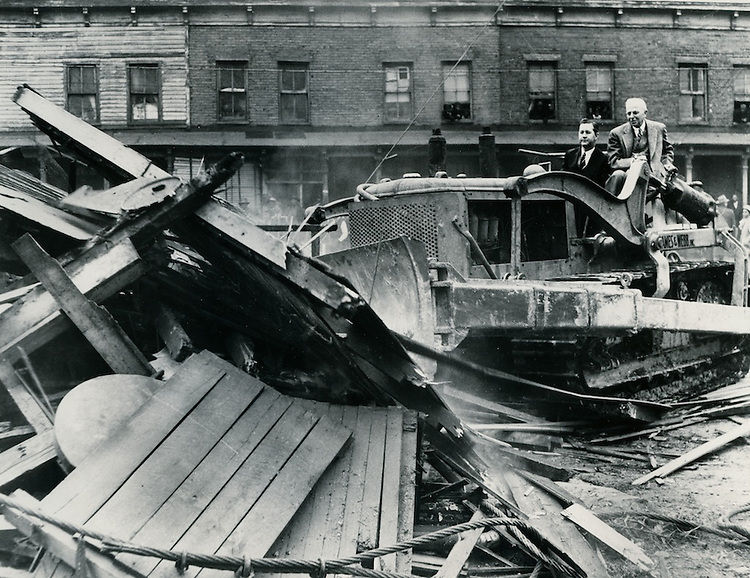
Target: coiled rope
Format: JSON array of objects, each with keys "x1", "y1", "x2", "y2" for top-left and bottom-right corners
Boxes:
[{"x1": 0, "y1": 492, "x2": 579, "y2": 578}]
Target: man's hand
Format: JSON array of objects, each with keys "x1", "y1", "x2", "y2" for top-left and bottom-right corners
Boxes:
[{"x1": 633, "y1": 152, "x2": 648, "y2": 161}]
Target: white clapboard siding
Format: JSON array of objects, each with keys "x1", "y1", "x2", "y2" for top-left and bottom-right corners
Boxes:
[{"x1": 0, "y1": 26, "x2": 187, "y2": 130}]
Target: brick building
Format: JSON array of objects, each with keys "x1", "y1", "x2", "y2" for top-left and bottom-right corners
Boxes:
[{"x1": 1, "y1": 1, "x2": 750, "y2": 225}]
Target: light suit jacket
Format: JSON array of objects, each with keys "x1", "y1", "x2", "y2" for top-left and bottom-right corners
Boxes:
[{"x1": 607, "y1": 120, "x2": 675, "y2": 179}]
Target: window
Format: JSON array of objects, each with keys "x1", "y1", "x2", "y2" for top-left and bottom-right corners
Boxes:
[
  {"x1": 384, "y1": 64, "x2": 412, "y2": 122},
  {"x1": 128, "y1": 64, "x2": 160, "y2": 122},
  {"x1": 528, "y1": 62, "x2": 556, "y2": 121},
  {"x1": 442, "y1": 62, "x2": 471, "y2": 121},
  {"x1": 679, "y1": 64, "x2": 707, "y2": 122},
  {"x1": 217, "y1": 61, "x2": 247, "y2": 120},
  {"x1": 585, "y1": 64, "x2": 613, "y2": 120},
  {"x1": 66, "y1": 65, "x2": 98, "y2": 122},
  {"x1": 733, "y1": 66, "x2": 750, "y2": 124},
  {"x1": 279, "y1": 62, "x2": 309, "y2": 124}
]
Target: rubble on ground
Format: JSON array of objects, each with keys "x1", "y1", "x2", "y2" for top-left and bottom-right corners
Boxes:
[{"x1": 0, "y1": 87, "x2": 746, "y2": 578}]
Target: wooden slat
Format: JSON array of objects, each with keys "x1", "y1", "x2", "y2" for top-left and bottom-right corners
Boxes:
[
  {"x1": 377, "y1": 407, "x2": 403, "y2": 572},
  {"x1": 396, "y1": 411, "x2": 418, "y2": 574},
  {"x1": 148, "y1": 403, "x2": 322, "y2": 578},
  {"x1": 561, "y1": 504, "x2": 654, "y2": 571},
  {"x1": 357, "y1": 408, "x2": 387, "y2": 551},
  {"x1": 302, "y1": 405, "x2": 346, "y2": 562},
  {"x1": 12, "y1": 234, "x2": 154, "y2": 376},
  {"x1": 317, "y1": 406, "x2": 357, "y2": 564},
  {"x1": 121, "y1": 389, "x2": 291, "y2": 576},
  {"x1": 199, "y1": 415, "x2": 352, "y2": 577},
  {"x1": 42, "y1": 351, "x2": 226, "y2": 518},
  {"x1": 632, "y1": 419, "x2": 750, "y2": 485},
  {"x1": 433, "y1": 509, "x2": 485, "y2": 578},
  {"x1": 336, "y1": 408, "x2": 372, "y2": 560},
  {"x1": 84, "y1": 371, "x2": 266, "y2": 537}
]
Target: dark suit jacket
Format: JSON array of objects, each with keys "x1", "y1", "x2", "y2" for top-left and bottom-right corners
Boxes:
[
  {"x1": 562, "y1": 146, "x2": 610, "y2": 188},
  {"x1": 607, "y1": 120, "x2": 675, "y2": 179}
]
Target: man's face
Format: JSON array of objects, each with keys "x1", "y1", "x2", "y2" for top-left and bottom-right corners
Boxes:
[
  {"x1": 578, "y1": 123, "x2": 597, "y2": 149},
  {"x1": 626, "y1": 102, "x2": 647, "y2": 128}
]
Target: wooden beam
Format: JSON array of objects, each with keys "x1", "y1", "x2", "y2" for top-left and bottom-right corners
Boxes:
[
  {"x1": 0, "y1": 361, "x2": 52, "y2": 434},
  {"x1": 4, "y1": 490, "x2": 140, "y2": 578},
  {"x1": 0, "y1": 238, "x2": 145, "y2": 365},
  {"x1": 0, "y1": 430, "x2": 56, "y2": 489},
  {"x1": 432, "y1": 509, "x2": 485, "y2": 578},
  {"x1": 632, "y1": 419, "x2": 750, "y2": 485},
  {"x1": 561, "y1": 503, "x2": 654, "y2": 571},
  {"x1": 12, "y1": 234, "x2": 153, "y2": 377}
]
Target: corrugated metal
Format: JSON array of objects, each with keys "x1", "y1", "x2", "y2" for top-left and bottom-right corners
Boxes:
[{"x1": 0, "y1": 26, "x2": 187, "y2": 130}]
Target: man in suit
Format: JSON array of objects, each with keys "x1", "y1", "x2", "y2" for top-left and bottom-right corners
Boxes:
[
  {"x1": 605, "y1": 97, "x2": 676, "y2": 195},
  {"x1": 562, "y1": 118, "x2": 610, "y2": 187}
]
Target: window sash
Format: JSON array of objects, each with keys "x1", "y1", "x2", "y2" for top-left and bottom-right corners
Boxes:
[
  {"x1": 678, "y1": 65, "x2": 707, "y2": 120},
  {"x1": 384, "y1": 64, "x2": 412, "y2": 121},
  {"x1": 66, "y1": 65, "x2": 98, "y2": 121},
  {"x1": 585, "y1": 65, "x2": 612, "y2": 96},
  {"x1": 734, "y1": 67, "x2": 750, "y2": 98},
  {"x1": 217, "y1": 62, "x2": 247, "y2": 119},
  {"x1": 443, "y1": 63, "x2": 471, "y2": 104},
  {"x1": 128, "y1": 65, "x2": 160, "y2": 121}
]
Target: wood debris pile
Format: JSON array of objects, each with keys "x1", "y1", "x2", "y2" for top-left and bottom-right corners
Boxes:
[{"x1": 0, "y1": 86, "x2": 746, "y2": 578}]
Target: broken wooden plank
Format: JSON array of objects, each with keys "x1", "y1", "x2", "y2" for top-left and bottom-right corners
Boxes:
[
  {"x1": 432, "y1": 509, "x2": 485, "y2": 578},
  {"x1": 0, "y1": 361, "x2": 53, "y2": 434},
  {"x1": 0, "y1": 238, "x2": 145, "y2": 365},
  {"x1": 0, "y1": 430, "x2": 56, "y2": 489},
  {"x1": 469, "y1": 422, "x2": 583, "y2": 434},
  {"x1": 12, "y1": 234, "x2": 154, "y2": 376},
  {"x1": 632, "y1": 419, "x2": 750, "y2": 485},
  {"x1": 561, "y1": 503, "x2": 654, "y2": 571},
  {"x1": 154, "y1": 304, "x2": 193, "y2": 362}
]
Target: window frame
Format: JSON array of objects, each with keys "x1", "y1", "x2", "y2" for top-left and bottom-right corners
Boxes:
[
  {"x1": 278, "y1": 61, "x2": 310, "y2": 125},
  {"x1": 584, "y1": 62, "x2": 614, "y2": 121},
  {"x1": 527, "y1": 61, "x2": 557, "y2": 122},
  {"x1": 442, "y1": 61, "x2": 472, "y2": 122},
  {"x1": 65, "y1": 63, "x2": 100, "y2": 123},
  {"x1": 733, "y1": 65, "x2": 750, "y2": 124},
  {"x1": 127, "y1": 63, "x2": 162, "y2": 124},
  {"x1": 678, "y1": 63, "x2": 708, "y2": 123},
  {"x1": 216, "y1": 60, "x2": 248, "y2": 122},
  {"x1": 383, "y1": 63, "x2": 414, "y2": 124}
]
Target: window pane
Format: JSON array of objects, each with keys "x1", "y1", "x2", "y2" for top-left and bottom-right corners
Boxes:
[
  {"x1": 384, "y1": 64, "x2": 412, "y2": 121},
  {"x1": 734, "y1": 67, "x2": 750, "y2": 96}
]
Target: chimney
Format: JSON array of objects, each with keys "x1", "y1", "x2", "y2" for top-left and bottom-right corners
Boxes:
[{"x1": 478, "y1": 127, "x2": 498, "y2": 178}]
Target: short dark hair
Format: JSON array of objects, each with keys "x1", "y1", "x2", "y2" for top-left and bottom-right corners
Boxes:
[{"x1": 578, "y1": 118, "x2": 599, "y2": 135}]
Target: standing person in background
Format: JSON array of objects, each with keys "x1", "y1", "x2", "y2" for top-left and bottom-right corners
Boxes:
[
  {"x1": 563, "y1": 119, "x2": 610, "y2": 188},
  {"x1": 716, "y1": 195, "x2": 736, "y2": 233},
  {"x1": 739, "y1": 206, "x2": 750, "y2": 252}
]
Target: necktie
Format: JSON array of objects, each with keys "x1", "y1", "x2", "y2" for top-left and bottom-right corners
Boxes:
[
  {"x1": 579, "y1": 152, "x2": 586, "y2": 169},
  {"x1": 635, "y1": 127, "x2": 642, "y2": 144}
]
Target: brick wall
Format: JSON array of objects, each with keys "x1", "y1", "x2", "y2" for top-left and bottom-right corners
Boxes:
[
  {"x1": 188, "y1": 25, "x2": 500, "y2": 128},
  {"x1": 499, "y1": 25, "x2": 750, "y2": 130}
]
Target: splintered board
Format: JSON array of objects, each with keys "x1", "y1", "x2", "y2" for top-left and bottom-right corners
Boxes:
[
  {"x1": 32, "y1": 350, "x2": 352, "y2": 578},
  {"x1": 260, "y1": 402, "x2": 418, "y2": 578}
]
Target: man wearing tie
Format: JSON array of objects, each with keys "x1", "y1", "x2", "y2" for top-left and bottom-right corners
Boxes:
[
  {"x1": 605, "y1": 97, "x2": 676, "y2": 195},
  {"x1": 562, "y1": 118, "x2": 610, "y2": 187}
]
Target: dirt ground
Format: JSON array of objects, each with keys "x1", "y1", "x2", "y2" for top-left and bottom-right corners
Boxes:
[{"x1": 555, "y1": 414, "x2": 750, "y2": 577}]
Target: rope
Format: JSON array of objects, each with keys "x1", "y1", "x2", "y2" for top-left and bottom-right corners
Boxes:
[
  {"x1": 0, "y1": 492, "x2": 572, "y2": 578},
  {"x1": 719, "y1": 501, "x2": 750, "y2": 541}
]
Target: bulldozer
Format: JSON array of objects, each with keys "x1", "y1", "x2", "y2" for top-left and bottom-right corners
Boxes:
[{"x1": 317, "y1": 157, "x2": 750, "y2": 401}]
